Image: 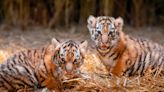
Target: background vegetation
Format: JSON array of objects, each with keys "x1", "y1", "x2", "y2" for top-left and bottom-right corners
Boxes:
[{"x1": 0, "y1": 0, "x2": 163, "y2": 28}]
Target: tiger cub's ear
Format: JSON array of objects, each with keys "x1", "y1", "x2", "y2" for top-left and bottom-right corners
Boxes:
[
  {"x1": 114, "y1": 17, "x2": 124, "y2": 31},
  {"x1": 79, "y1": 40, "x2": 88, "y2": 55},
  {"x1": 47, "y1": 38, "x2": 60, "y2": 54},
  {"x1": 51, "y1": 38, "x2": 60, "y2": 48},
  {"x1": 87, "y1": 15, "x2": 96, "y2": 29}
]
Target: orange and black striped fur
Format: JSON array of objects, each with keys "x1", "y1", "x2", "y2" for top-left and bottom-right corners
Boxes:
[
  {"x1": 0, "y1": 38, "x2": 87, "y2": 91},
  {"x1": 87, "y1": 15, "x2": 164, "y2": 76}
]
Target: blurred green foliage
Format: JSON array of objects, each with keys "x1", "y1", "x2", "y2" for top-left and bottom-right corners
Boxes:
[{"x1": 0, "y1": 0, "x2": 163, "y2": 28}]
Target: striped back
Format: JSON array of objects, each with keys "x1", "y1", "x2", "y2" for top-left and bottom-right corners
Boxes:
[{"x1": 0, "y1": 38, "x2": 88, "y2": 91}]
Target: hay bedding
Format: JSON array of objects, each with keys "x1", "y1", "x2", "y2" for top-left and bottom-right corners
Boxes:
[
  {"x1": 0, "y1": 27, "x2": 163, "y2": 92},
  {"x1": 63, "y1": 53, "x2": 164, "y2": 92},
  {"x1": 1, "y1": 50, "x2": 163, "y2": 92}
]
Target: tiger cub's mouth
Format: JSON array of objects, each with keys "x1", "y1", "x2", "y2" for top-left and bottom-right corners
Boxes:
[
  {"x1": 61, "y1": 69, "x2": 81, "y2": 80},
  {"x1": 99, "y1": 44, "x2": 110, "y2": 50}
]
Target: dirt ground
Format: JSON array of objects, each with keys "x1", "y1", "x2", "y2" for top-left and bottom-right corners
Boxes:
[
  {"x1": 0, "y1": 25, "x2": 164, "y2": 60},
  {"x1": 0, "y1": 25, "x2": 163, "y2": 91}
]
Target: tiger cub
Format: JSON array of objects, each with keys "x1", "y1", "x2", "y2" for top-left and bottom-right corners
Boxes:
[
  {"x1": 0, "y1": 38, "x2": 87, "y2": 91},
  {"x1": 87, "y1": 15, "x2": 164, "y2": 76}
]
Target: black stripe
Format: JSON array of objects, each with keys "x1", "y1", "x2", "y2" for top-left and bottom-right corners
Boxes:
[
  {"x1": 27, "y1": 50, "x2": 32, "y2": 59},
  {"x1": 12, "y1": 56, "x2": 16, "y2": 65},
  {"x1": 33, "y1": 72, "x2": 40, "y2": 86},
  {"x1": 43, "y1": 61, "x2": 48, "y2": 74},
  {"x1": 18, "y1": 54, "x2": 24, "y2": 64},
  {"x1": 123, "y1": 59, "x2": 132, "y2": 76},
  {"x1": 22, "y1": 64, "x2": 32, "y2": 75},
  {"x1": 14, "y1": 78, "x2": 33, "y2": 88},
  {"x1": 159, "y1": 58, "x2": 164, "y2": 67},
  {"x1": 140, "y1": 60, "x2": 145, "y2": 75},
  {"x1": 136, "y1": 51, "x2": 146, "y2": 75},
  {"x1": 107, "y1": 45, "x2": 114, "y2": 52},
  {"x1": 0, "y1": 73, "x2": 14, "y2": 89},
  {"x1": 130, "y1": 49, "x2": 141, "y2": 75},
  {"x1": 15, "y1": 54, "x2": 22, "y2": 64},
  {"x1": 145, "y1": 52, "x2": 152, "y2": 71},
  {"x1": 13, "y1": 65, "x2": 23, "y2": 76},
  {"x1": 35, "y1": 69, "x2": 46, "y2": 86},
  {"x1": 140, "y1": 53, "x2": 146, "y2": 75},
  {"x1": 38, "y1": 73, "x2": 46, "y2": 86},
  {"x1": 40, "y1": 69, "x2": 47, "y2": 79},
  {"x1": 40, "y1": 78, "x2": 45, "y2": 85},
  {"x1": 10, "y1": 63, "x2": 18, "y2": 74},
  {"x1": 113, "y1": 51, "x2": 120, "y2": 60},
  {"x1": 155, "y1": 53, "x2": 161, "y2": 67},
  {"x1": 136, "y1": 45, "x2": 145, "y2": 75},
  {"x1": 6, "y1": 62, "x2": 15, "y2": 74},
  {"x1": 108, "y1": 45, "x2": 115, "y2": 56},
  {"x1": 113, "y1": 45, "x2": 127, "y2": 60},
  {"x1": 109, "y1": 52, "x2": 116, "y2": 57},
  {"x1": 12, "y1": 55, "x2": 19, "y2": 64},
  {"x1": 22, "y1": 51, "x2": 27, "y2": 57},
  {"x1": 41, "y1": 47, "x2": 46, "y2": 59},
  {"x1": 33, "y1": 50, "x2": 37, "y2": 62},
  {"x1": 149, "y1": 52, "x2": 153, "y2": 66},
  {"x1": 135, "y1": 61, "x2": 142, "y2": 74},
  {"x1": 24, "y1": 58, "x2": 30, "y2": 67},
  {"x1": 21, "y1": 52, "x2": 28, "y2": 64}
]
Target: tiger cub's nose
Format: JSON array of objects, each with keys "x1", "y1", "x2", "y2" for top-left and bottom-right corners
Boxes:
[
  {"x1": 101, "y1": 34, "x2": 108, "y2": 44},
  {"x1": 65, "y1": 62, "x2": 73, "y2": 74}
]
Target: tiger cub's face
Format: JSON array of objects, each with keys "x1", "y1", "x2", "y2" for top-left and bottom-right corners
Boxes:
[
  {"x1": 51, "y1": 38, "x2": 87, "y2": 77},
  {"x1": 87, "y1": 15, "x2": 123, "y2": 51}
]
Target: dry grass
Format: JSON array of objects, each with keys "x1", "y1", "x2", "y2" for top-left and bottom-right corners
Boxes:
[
  {"x1": 0, "y1": 26, "x2": 163, "y2": 92},
  {"x1": 63, "y1": 52, "x2": 164, "y2": 92}
]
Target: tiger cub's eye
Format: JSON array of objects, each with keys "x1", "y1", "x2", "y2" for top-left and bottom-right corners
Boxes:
[
  {"x1": 59, "y1": 58, "x2": 65, "y2": 64},
  {"x1": 74, "y1": 49, "x2": 80, "y2": 58},
  {"x1": 73, "y1": 60, "x2": 78, "y2": 64},
  {"x1": 96, "y1": 23, "x2": 102, "y2": 30},
  {"x1": 97, "y1": 30, "x2": 101, "y2": 34},
  {"x1": 109, "y1": 24, "x2": 115, "y2": 32}
]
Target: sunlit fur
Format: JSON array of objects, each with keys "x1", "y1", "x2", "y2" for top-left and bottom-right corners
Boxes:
[
  {"x1": 87, "y1": 15, "x2": 164, "y2": 76},
  {"x1": 0, "y1": 38, "x2": 87, "y2": 91}
]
